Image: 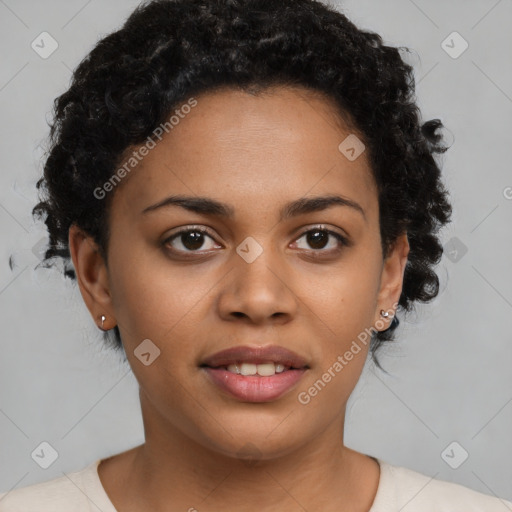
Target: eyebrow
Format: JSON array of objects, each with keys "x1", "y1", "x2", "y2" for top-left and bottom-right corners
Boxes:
[{"x1": 141, "y1": 194, "x2": 366, "y2": 222}]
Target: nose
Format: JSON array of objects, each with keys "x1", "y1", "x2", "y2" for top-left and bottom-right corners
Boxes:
[{"x1": 216, "y1": 243, "x2": 298, "y2": 325}]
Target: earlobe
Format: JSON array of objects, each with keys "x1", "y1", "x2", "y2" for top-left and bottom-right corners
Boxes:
[
  {"x1": 375, "y1": 232, "x2": 410, "y2": 326},
  {"x1": 68, "y1": 224, "x2": 115, "y2": 329}
]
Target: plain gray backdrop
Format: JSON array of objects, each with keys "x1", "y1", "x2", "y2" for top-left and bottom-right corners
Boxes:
[{"x1": 1, "y1": 0, "x2": 511, "y2": 503}]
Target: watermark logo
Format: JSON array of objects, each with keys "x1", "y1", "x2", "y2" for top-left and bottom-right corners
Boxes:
[
  {"x1": 441, "y1": 441, "x2": 469, "y2": 469},
  {"x1": 31, "y1": 441, "x2": 59, "y2": 469},
  {"x1": 441, "y1": 31, "x2": 469, "y2": 59},
  {"x1": 134, "y1": 339, "x2": 161, "y2": 366},
  {"x1": 236, "y1": 442, "x2": 263, "y2": 467},
  {"x1": 338, "y1": 134, "x2": 365, "y2": 161},
  {"x1": 31, "y1": 32, "x2": 58, "y2": 59},
  {"x1": 236, "y1": 237, "x2": 264, "y2": 264},
  {"x1": 444, "y1": 236, "x2": 468, "y2": 263},
  {"x1": 297, "y1": 303, "x2": 398, "y2": 405},
  {"x1": 93, "y1": 97, "x2": 198, "y2": 200},
  {"x1": 31, "y1": 237, "x2": 48, "y2": 262}
]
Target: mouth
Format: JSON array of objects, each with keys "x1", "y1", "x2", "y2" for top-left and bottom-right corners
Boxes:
[
  {"x1": 200, "y1": 345, "x2": 309, "y2": 402},
  {"x1": 204, "y1": 361, "x2": 300, "y2": 376}
]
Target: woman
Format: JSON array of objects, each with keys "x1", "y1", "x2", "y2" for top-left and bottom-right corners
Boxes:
[{"x1": 1, "y1": 0, "x2": 510, "y2": 510}]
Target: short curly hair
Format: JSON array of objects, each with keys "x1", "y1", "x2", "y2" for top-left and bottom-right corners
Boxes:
[{"x1": 32, "y1": 0, "x2": 452, "y2": 369}]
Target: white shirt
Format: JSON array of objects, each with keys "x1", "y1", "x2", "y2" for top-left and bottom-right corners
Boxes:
[{"x1": 0, "y1": 457, "x2": 510, "y2": 511}]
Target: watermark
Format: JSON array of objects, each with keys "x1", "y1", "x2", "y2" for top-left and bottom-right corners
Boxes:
[
  {"x1": 93, "y1": 97, "x2": 198, "y2": 200},
  {"x1": 503, "y1": 186, "x2": 512, "y2": 200},
  {"x1": 441, "y1": 441, "x2": 469, "y2": 469},
  {"x1": 443, "y1": 236, "x2": 468, "y2": 264},
  {"x1": 297, "y1": 302, "x2": 398, "y2": 405},
  {"x1": 31, "y1": 441, "x2": 59, "y2": 469},
  {"x1": 134, "y1": 338, "x2": 161, "y2": 366},
  {"x1": 236, "y1": 236, "x2": 264, "y2": 263},
  {"x1": 31, "y1": 31, "x2": 59, "y2": 59},
  {"x1": 338, "y1": 133, "x2": 365, "y2": 161},
  {"x1": 237, "y1": 442, "x2": 263, "y2": 467},
  {"x1": 441, "y1": 31, "x2": 469, "y2": 59}
]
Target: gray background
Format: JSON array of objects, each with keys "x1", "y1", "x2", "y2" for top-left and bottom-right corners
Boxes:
[{"x1": 1, "y1": 0, "x2": 511, "y2": 503}]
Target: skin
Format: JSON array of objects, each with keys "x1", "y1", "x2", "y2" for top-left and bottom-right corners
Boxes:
[{"x1": 69, "y1": 85, "x2": 409, "y2": 512}]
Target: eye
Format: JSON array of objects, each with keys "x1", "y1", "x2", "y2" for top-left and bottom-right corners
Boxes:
[
  {"x1": 162, "y1": 224, "x2": 349, "y2": 257},
  {"x1": 163, "y1": 226, "x2": 221, "y2": 254},
  {"x1": 293, "y1": 226, "x2": 348, "y2": 253}
]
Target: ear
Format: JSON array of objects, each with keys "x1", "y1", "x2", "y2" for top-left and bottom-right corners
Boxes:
[
  {"x1": 68, "y1": 224, "x2": 116, "y2": 330},
  {"x1": 374, "y1": 232, "x2": 410, "y2": 327}
]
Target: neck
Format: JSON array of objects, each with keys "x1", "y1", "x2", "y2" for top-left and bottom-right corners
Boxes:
[{"x1": 114, "y1": 392, "x2": 380, "y2": 511}]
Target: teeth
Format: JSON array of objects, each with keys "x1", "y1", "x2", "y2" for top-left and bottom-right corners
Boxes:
[
  {"x1": 226, "y1": 362, "x2": 289, "y2": 376},
  {"x1": 256, "y1": 363, "x2": 276, "y2": 376},
  {"x1": 240, "y1": 363, "x2": 257, "y2": 376},
  {"x1": 227, "y1": 364, "x2": 240, "y2": 374}
]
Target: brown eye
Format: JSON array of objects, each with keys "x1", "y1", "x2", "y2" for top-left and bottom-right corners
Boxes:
[
  {"x1": 178, "y1": 231, "x2": 207, "y2": 251},
  {"x1": 294, "y1": 228, "x2": 348, "y2": 252},
  {"x1": 305, "y1": 230, "x2": 329, "y2": 249},
  {"x1": 163, "y1": 227, "x2": 220, "y2": 254}
]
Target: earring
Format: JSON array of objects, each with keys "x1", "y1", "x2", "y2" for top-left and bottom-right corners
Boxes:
[
  {"x1": 100, "y1": 314, "x2": 106, "y2": 330},
  {"x1": 380, "y1": 310, "x2": 391, "y2": 318}
]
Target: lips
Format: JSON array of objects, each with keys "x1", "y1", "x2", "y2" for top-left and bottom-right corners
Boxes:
[
  {"x1": 200, "y1": 345, "x2": 309, "y2": 369},
  {"x1": 200, "y1": 345, "x2": 310, "y2": 402}
]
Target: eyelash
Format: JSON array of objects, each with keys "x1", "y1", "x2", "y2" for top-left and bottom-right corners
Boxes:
[{"x1": 162, "y1": 225, "x2": 349, "y2": 256}]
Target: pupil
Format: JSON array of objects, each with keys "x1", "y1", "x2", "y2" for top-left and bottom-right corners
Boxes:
[
  {"x1": 308, "y1": 230, "x2": 328, "y2": 249},
  {"x1": 183, "y1": 231, "x2": 204, "y2": 250}
]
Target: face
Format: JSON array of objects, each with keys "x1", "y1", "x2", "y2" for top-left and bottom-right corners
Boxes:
[{"x1": 69, "y1": 86, "x2": 409, "y2": 461}]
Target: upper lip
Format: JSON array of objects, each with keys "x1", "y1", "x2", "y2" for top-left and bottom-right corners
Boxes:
[{"x1": 201, "y1": 345, "x2": 309, "y2": 369}]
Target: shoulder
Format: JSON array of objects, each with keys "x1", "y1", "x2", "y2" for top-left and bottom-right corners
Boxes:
[
  {"x1": 372, "y1": 459, "x2": 512, "y2": 512},
  {"x1": 0, "y1": 460, "x2": 104, "y2": 512}
]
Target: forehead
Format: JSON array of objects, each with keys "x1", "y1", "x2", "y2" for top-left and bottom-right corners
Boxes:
[{"x1": 111, "y1": 85, "x2": 377, "y2": 220}]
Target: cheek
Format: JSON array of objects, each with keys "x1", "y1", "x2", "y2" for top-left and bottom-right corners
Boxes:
[
  {"x1": 294, "y1": 269, "x2": 378, "y2": 417},
  {"x1": 113, "y1": 275, "x2": 195, "y2": 334},
  {"x1": 303, "y1": 251, "x2": 382, "y2": 337},
  {"x1": 296, "y1": 247, "x2": 382, "y2": 401},
  {"x1": 107, "y1": 234, "x2": 219, "y2": 345}
]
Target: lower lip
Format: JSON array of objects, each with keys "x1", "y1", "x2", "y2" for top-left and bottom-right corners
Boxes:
[{"x1": 202, "y1": 367, "x2": 307, "y2": 402}]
